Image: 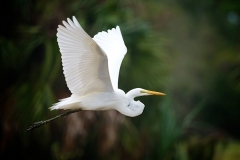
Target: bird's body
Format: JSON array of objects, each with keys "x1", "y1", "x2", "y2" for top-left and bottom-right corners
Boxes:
[
  {"x1": 52, "y1": 90, "x2": 125, "y2": 111},
  {"x1": 50, "y1": 16, "x2": 165, "y2": 117},
  {"x1": 51, "y1": 89, "x2": 146, "y2": 117}
]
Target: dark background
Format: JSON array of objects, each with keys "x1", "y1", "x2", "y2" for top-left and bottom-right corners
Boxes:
[{"x1": 1, "y1": 0, "x2": 240, "y2": 159}]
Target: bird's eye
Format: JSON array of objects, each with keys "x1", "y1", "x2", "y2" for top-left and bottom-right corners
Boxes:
[{"x1": 128, "y1": 103, "x2": 130, "y2": 107}]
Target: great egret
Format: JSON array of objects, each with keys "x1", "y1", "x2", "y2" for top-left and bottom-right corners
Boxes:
[
  {"x1": 50, "y1": 16, "x2": 165, "y2": 117},
  {"x1": 26, "y1": 16, "x2": 165, "y2": 131}
]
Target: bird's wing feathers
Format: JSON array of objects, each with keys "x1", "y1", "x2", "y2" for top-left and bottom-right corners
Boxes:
[
  {"x1": 93, "y1": 26, "x2": 127, "y2": 90},
  {"x1": 57, "y1": 16, "x2": 113, "y2": 96}
]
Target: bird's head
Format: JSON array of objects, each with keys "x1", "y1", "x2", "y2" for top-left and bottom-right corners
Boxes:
[
  {"x1": 122, "y1": 88, "x2": 165, "y2": 117},
  {"x1": 126, "y1": 88, "x2": 165, "y2": 99}
]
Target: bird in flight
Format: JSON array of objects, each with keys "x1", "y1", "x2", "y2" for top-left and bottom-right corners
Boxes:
[
  {"x1": 50, "y1": 16, "x2": 165, "y2": 117},
  {"x1": 27, "y1": 16, "x2": 166, "y2": 131}
]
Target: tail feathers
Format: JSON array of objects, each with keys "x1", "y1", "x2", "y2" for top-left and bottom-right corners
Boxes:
[{"x1": 49, "y1": 97, "x2": 80, "y2": 110}]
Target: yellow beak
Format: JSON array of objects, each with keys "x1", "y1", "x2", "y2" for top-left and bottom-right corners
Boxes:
[{"x1": 141, "y1": 90, "x2": 166, "y2": 96}]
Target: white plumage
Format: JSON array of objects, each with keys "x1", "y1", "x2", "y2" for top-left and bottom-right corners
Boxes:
[
  {"x1": 93, "y1": 26, "x2": 127, "y2": 90},
  {"x1": 50, "y1": 16, "x2": 165, "y2": 117}
]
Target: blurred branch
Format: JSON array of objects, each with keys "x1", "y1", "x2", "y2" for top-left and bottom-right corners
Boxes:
[
  {"x1": 182, "y1": 98, "x2": 207, "y2": 128},
  {"x1": 26, "y1": 109, "x2": 81, "y2": 131}
]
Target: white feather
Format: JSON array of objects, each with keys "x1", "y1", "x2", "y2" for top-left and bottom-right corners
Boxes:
[
  {"x1": 93, "y1": 26, "x2": 127, "y2": 90},
  {"x1": 56, "y1": 16, "x2": 113, "y2": 97}
]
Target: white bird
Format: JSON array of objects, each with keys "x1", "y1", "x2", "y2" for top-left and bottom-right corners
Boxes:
[{"x1": 50, "y1": 16, "x2": 165, "y2": 117}]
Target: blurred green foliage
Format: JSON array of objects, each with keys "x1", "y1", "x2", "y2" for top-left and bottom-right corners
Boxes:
[{"x1": 1, "y1": 0, "x2": 240, "y2": 159}]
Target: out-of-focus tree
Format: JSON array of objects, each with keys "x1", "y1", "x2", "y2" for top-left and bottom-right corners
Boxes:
[{"x1": 1, "y1": 0, "x2": 240, "y2": 160}]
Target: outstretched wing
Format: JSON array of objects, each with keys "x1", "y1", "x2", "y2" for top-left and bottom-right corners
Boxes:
[
  {"x1": 57, "y1": 16, "x2": 113, "y2": 96},
  {"x1": 93, "y1": 26, "x2": 127, "y2": 90}
]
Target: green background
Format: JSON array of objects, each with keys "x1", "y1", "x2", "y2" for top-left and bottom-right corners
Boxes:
[{"x1": 1, "y1": 0, "x2": 240, "y2": 159}]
